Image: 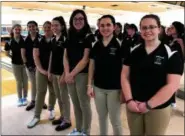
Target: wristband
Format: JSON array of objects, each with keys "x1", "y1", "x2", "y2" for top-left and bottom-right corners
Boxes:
[
  {"x1": 87, "y1": 85, "x2": 93, "y2": 87},
  {"x1": 126, "y1": 99, "x2": 133, "y2": 104},
  {"x1": 145, "y1": 101, "x2": 152, "y2": 110}
]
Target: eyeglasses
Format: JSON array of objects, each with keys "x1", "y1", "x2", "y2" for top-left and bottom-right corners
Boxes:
[
  {"x1": 141, "y1": 25, "x2": 158, "y2": 31},
  {"x1": 73, "y1": 17, "x2": 84, "y2": 22}
]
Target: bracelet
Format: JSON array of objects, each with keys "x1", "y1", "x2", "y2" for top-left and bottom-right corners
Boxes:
[
  {"x1": 87, "y1": 84, "x2": 93, "y2": 88},
  {"x1": 145, "y1": 101, "x2": 152, "y2": 110},
  {"x1": 126, "y1": 99, "x2": 133, "y2": 104}
]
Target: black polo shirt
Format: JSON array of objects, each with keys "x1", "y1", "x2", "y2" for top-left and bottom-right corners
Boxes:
[
  {"x1": 4, "y1": 37, "x2": 24, "y2": 65},
  {"x1": 33, "y1": 36, "x2": 52, "y2": 71},
  {"x1": 64, "y1": 33, "x2": 95, "y2": 73},
  {"x1": 121, "y1": 33, "x2": 142, "y2": 60},
  {"x1": 22, "y1": 34, "x2": 41, "y2": 68},
  {"x1": 50, "y1": 36, "x2": 66, "y2": 75},
  {"x1": 90, "y1": 37, "x2": 122, "y2": 90},
  {"x1": 123, "y1": 43, "x2": 184, "y2": 109},
  {"x1": 168, "y1": 39, "x2": 184, "y2": 61}
]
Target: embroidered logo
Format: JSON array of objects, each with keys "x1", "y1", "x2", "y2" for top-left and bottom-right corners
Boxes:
[
  {"x1": 154, "y1": 55, "x2": 164, "y2": 65},
  {"x1": 109, "y1": 47, "x2": 117, "y2": 55}
]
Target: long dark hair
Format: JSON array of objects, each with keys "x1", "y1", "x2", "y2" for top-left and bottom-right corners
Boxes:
[
  {"x1": 68, "y1": 9, "x2": 92, "y2": 39},
  {"x1": 52, "y1": 16, "x2": 67, "y2": 38},
  {"x1": 10, "y1": 24, "x2": 21, "y2": 39},
  {"x1": 172, "y1": 21, "x2": 185, "y2": 38}
]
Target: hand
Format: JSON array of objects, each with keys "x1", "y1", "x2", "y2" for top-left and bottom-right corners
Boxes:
[
  {"x1": 176, "y1": 38, "x2": 184, "y2": 46},
  {"x1": 48, "y1": 73, "x2": 53, "y2": 82},
  {"x1": 87, "y1": 86, "x2": 95, "y2": 98},
  {"x1": 59, "y1": 74, "x2": 65, "y2": 85},
  {"x1": 65, "y1": 73, "x2": 74, "y2": 84},
  {"x1": 137, "y1": 102, "x2": 149, "y2": 114},
  {"x1": 127, "y1": 100, "x2": 140, "y2": 113}
]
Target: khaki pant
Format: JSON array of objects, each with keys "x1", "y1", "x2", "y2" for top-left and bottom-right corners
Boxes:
[
  {"x1": 12, "y1": 64, "x2": 28, "y2": 99},
  {"x1": 34, "y1": 70, "x2": 56, "y2": 118},
  {"x1": 52, "y1": 74, "x2": 71, "y2": 121},
  {"x1": 67, "y1": 73, "x2": 92, "y2": 135},
  {"x1": 126, "y1": 106, "x2": 172, "y2": 135},
  {"x1": 94, "y1": 86, "x2": 123, "y2": 135},
  {"x1": 26, "y1": 69, "x2": 36, "y2": 101}
]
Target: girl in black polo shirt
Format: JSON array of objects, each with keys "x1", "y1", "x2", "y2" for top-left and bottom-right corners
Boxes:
[
  {"x1": 5, "y1": 24, "x2": 28, "y2": 107},
  {"x1": 121, "y1": 14, "x2": 184, "y2": 135},
  {"x1": 21, "y1": 21, "x2": 47, "y2": 111},
  {"x1": 87, "y1": 15, "x2": 123, "y2": 135},
  {"x1": 48, "y1": 16, "x2": 71, "y2": 131},
  {"x1": 64, "y1": 9, "x2": 94, "y2": 135},
  {"x1": 167, "y1": 21, "x2": 185, "y2": 109},
  {"x1": 27, "y1": 21, "x2": 56, "y2": 128}
]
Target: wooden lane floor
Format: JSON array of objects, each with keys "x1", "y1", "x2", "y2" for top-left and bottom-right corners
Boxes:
[{"x1": 1, "y1": 68, "x2": 31, "y2": 97}]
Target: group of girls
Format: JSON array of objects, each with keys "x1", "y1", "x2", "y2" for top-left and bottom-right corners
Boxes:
[{"x1": 5, "y1": 8, "x2": 184, "y2": 135}]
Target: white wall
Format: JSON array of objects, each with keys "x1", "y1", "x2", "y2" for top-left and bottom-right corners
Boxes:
[{"x1": 2, "y1": 6, "x2": 184, "y2": 29}]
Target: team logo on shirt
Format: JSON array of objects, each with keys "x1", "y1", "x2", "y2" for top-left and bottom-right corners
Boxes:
[
  {"x1": 57, "y1": 41, "x2": 63, "y2": 47},
  {"x1": 154, "y1": 55, "x2": 164, "y2": 65},
  {"x1": 109, "y1": 47, "x2": 117, "y2": 55}
]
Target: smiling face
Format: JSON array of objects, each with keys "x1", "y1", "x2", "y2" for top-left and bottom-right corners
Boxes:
[
  {"x1": 13, "y1": 26, "x2": 21, "y2": 37},
  {"x1": 140, "y1": 18, "x2": 160, "y2": 41},
  {"x1": 99, "y1": 17, "x2": 115, "y2": 38},
  {"x1": 52, "y1": 20, "x2": 62, "y2": 35},
  {"x1": 73, "y1": 13, "x2": 85, "y2": 31},
  {"x1": 43, "y1": 23, "x2": 52, "y2": 36},
  {"x1": 27, "y1": 23, "x2": 37, "y2": 34}
]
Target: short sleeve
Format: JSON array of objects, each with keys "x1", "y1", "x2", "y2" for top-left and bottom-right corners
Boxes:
[
  {"x1": 123, "y1": 51, "x2": 131, "y2": 66},
  {"x1": 63, "y1": 39, "x2": 69, "y2": 49},
  {"x1": 167, "y1": 52, "x2": 184, "y2": 75},
  {"x1": 21, "y1": 39, "x2": 26, "y2": 48},
  {"x1": 4, "y1": 42, "x2": 11, "y2": 51},
  {"x1": 89, "y1": 45, "x2": 96, "y2": 59},
  {"x1": 84, "y1": 33, "x2": 95, "y2": 49},
  {"x1": 33, "y1": 38, "x2": 40, "y2": 48}
]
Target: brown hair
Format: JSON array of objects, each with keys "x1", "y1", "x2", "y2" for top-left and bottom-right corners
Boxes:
[{"x1": 10, "y1": 24, "x2": 21, "y2": 38}]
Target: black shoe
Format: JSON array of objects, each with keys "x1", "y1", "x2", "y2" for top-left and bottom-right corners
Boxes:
[
  {"x1": 52, "y1": 117, "x2": 63, "y2": 125},
  {"x1": 43, "y1": 103, "x2": 47, "y2": 109},
  {"x1": 55, "y1": 121, "x2": 71, "y2": 131},
  {"x1": 26, "y1": 101, "x2": 35, "y2": 111}
]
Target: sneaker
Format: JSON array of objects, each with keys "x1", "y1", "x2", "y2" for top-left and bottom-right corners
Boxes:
[
  {"x1": 49, "y1": 110, "x2": 55, "y2": 120},
  {"x1": 17, "y1": 99, "x2": 22, "y2": 107},
  {"x1": 55, "y1": 120, "x2": 71, "y2": 131},
  {"x1": 52, "y1": 117, "x2": 63, "y2": 125},
  {"x1": 22, "y1": 98, "x2": 28, "y2": 106},
  {"x1": 27, "y1": 117, "x2": 40, "y2": 128},
  {"x1": 81, "y1": 132, "x2": 87, "y2": 136},
  {"x1": 43, "y1": 103, "x2": 47, "y2": 109},
  {"x1": 171, "y1": 103, "x2": 177, "y2": 109},
  {"x1": 26, "y1": 101, "x2": 35, "y2": 111},
  {"x1": 68, "y1": 128, "x2": 81, "y2": 135}
]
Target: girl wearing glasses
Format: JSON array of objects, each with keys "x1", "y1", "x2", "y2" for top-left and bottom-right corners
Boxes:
[
  {"x1": 87, "y1": 15, "x2": 123, "y2": 135},
  {"x1": 64, "y1": 9, "x2": 95, "y2": 135},
  {"x1": 121, "y1": 14, "x2": 183, "y2": 135}
]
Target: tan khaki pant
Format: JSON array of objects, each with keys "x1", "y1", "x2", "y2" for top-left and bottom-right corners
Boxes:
[
  {"x1": 67, "y1": 73, "x2": 92, "y2": 135},
  {"x1": 52, "y1": 74, "x2": 71, "y2": 121},
  {"x1": 34, "y1": 70, "x2": 56, "y2": 118},
  {"x1": 94, "y1": 86, "x2": 123, "y2": 135},
  {"x1": 126, "y1": 106, "x2": 172, "y2": 135},
  {"x1": 12, "y1": 64, "x2": 28, "y2": 99},
  {"x1": 26, "y1": 69, "x2": 36, "y2": 101}
]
